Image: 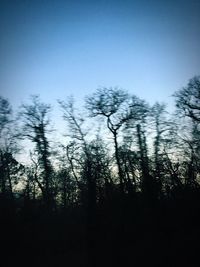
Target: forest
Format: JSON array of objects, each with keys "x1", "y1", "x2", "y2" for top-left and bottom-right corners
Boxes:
[{"x1": 1, "y1": 76, "x2": 200, "y2": 266}]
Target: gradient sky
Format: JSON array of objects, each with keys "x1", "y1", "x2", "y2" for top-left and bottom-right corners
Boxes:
[{"x1": 0, "y1": 0, "x2": 200, "y2": 113}]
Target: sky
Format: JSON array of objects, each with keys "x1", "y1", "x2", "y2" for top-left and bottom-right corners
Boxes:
[{"x1": 0, "y1": 0, "x2": 200, "y2": 114}]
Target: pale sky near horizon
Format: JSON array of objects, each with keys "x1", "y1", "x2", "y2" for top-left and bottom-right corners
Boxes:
[{"x1": 0, "y1": 0, "x2": 200, "y2": 114}]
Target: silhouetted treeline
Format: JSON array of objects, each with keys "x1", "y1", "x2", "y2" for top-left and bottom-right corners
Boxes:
[{"x1": 1, "y1": 76, "x2": 200, "y2": 266}]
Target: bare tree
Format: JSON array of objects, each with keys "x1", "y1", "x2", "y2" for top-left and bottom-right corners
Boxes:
[
  {"x1": 0, "y1": 96, "x2": 12, "y2": 137},
  {"x1": 85, "y1": 87, "x2": 148, "y2": 194},
  {"x1": 150, "y1": 102, "x2": 176, "y2": 195},
  {"x1": 174, "y1": 76, "x2": 200, "y2": 188},
  {"x1": 174, "y1": 76, "x2": 200, "y2": 123},
  {"x1": 58, "y1": 97, "x2": 97, "y2": 209},
  {"x1": 19, "y1": 96, "x2": 53, "y2": 209},
  {"x1": 59, "y1": 97, "x2": 102, "y2": 266},
  {"x1": 0, "y1": 96, "x2": 22, "y2": 201}
]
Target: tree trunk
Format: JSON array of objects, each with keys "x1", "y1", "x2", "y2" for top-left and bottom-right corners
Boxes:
[{"x1": 113, "y1": 131, "x2": 124, "y2": 194}]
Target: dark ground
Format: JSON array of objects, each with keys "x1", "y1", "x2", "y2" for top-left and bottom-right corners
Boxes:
[{"x1": 1, "y1": 193, "x2": 200, "y2": 267}]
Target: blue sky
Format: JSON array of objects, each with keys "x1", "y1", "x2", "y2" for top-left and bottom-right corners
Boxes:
[{"x1": 0, "y1": 0, "x2": 200, "y2": 112}]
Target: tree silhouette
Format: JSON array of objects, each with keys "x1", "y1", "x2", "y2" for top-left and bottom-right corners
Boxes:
[
  {"x1": 19, "y1": 95, "x2": 53, "y2": 210},
  {"x1": 174, "y1": 76, "x2": 200, "y2": 122},
  {"x1": 1, "y1": 76, "x2": 200, "y2": 267},
  {"x1": 86, "y1": 87, "x2": 148, "y2": 194}
]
